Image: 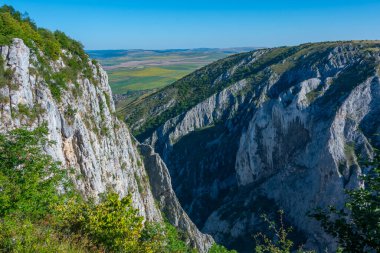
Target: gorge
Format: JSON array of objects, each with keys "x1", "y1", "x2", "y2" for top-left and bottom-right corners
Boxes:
[{"x1": 1, "y1": 5, "x2": 380, "y2": 252}]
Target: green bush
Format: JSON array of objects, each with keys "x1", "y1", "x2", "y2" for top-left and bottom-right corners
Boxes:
[
  {"x1": 0, "y1": 217, "x2": 90, "y2": 253},
  {"x1": 162, "y1": 222, "x2": 194, "y2": 253},
  {"x1": 55, "y1": 192, "x2": 146, "y2": 252},
  {"x1": 65, "y1": 105, "x2": 77, "y2": 124},
  {"x1": 0, "y1": 5, "x2": 98, "y2": 102},
  {"x1": 208, "y1": 243, "x2": 237, "y2": 253},
  {"x1": 0, "y1": 125, "x2": 69, "y2": 219},
  {"x1": 16, "y1": 103, "x2": 45, "y2": 122},
  {"x1": 55, "y1": 192, "x2": 199, "y2": 253},
  {"x1": 48, "y1": 72, "x2": 68, "y2": 101},
  {"x1": 142, "y1": 221, "x2": 197, "y2": 253},
  {"x1": 0, "y1": 5, "x2": 86, "y2": 61},
  {"x1": 0, "y1": 56, "x2": 14, "y2": 89},
  {"x1": 254, "y1": 210, "x2": 314, "y2": 253},
  {"x1": 0, "y1": 126, "x2": 83, "y2": 252},
  {"x1": 254, "y1": 210, "x2": 294, "y2": 253}
]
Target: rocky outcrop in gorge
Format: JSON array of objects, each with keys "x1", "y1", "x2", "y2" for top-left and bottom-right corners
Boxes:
[
  {"x1": 139, "y1": 144, "x2": 214, "y2": 252},
  {"x1": 0, "y1": 38, "x2": 213, "y2": 252}
]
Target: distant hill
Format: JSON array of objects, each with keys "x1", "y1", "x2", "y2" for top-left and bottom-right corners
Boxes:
[{"x1": 87, "y1": 47, "x2": 259, "y2": 60}]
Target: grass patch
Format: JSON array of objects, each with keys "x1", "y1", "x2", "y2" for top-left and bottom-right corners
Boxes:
[
  {"x1": 16, "y1": 103, "x2": 45, "y2": 123},
  {"x1": 107, "y1": 65, "x2": 200, "y2": 94},
  {"x1": 306, "y1": 90, "x2": 321, "y2": 102},
  {"x1": 344, "y1": 142, "x2": 356, "y2": 166},
  {"x1": 271, "y1": 60, "x2": 296, "y2": 75}
]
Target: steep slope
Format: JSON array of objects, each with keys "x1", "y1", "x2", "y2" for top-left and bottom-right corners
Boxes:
[
  {"x1": 0, "y1": 38, "x2": 160, "y2": 220},
  {"x1": 129, "y1": 41, "x2": 380, "y2": 252},
  {"x1": 0, "y1": 11, "x2": 213, "y2": 251}
]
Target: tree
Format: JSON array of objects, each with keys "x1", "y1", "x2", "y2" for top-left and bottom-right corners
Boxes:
[
  {"x1": 0, "y1": 125, "x2": 69, "y2": 219},
  {"x1": 0, "y1": 126, "x2": 80, "y2": 252},
  {"x1": 254, "y1": 210, "x2": 314, "y2": 253},
  {"x1": 56, "y1": 191, "x2": 200, "y2": 253},
  {"x1": 141, "y1": 221, "x2": 197, "y2": 253},
  {"x1": 310, "y1": 151, "x2": 380, "y2": 252},
  {"x1": 55, "y1": 192, "x2": 145, "y2": 252},
  {"x1": 208, "y1": 243, "x2": 237, "y2": 253}
]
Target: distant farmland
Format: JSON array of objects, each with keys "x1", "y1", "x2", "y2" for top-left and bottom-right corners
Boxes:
[{"x1": 87, "y1": 48, "x2": 258, "y2": 110}]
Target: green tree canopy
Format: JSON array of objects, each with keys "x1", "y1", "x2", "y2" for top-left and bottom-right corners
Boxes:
[{"x1": 0, "y1": 125, "x2": 69, "y2": 220}]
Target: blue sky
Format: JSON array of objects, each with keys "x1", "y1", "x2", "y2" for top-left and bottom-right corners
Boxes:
[{"x1": 3, "y1": 0, "x2": 380, "y2": 50}]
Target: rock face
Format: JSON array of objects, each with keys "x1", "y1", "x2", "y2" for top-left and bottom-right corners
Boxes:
[
  {"x1": 149, "y1": 79, "x2": 248, "y2": 160},
  {"x1": 0, "y1": 39, "x2": 213, "y2": 252},
  {"x1": 136, "y1": 42, "x2": 380, "y2": 252},
  {"x1": 139, "y1": 144, "x2": 214, "y2": 252}
]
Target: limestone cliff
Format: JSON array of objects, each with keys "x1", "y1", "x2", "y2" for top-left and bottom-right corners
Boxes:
[
  {"x1": 0, "y1": 38, "x2": 213, "y2": 252},
  {"x1": 132, "y1": 41, "x2": 380, "y2": 252}
]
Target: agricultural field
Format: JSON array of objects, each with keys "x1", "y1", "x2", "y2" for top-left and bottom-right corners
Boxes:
[{"x1": 87, "y1": 48, "x2": 258, "y2": 109}]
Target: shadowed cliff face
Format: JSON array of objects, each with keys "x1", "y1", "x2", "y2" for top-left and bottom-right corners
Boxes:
[
  {"x1": 131, "y1": 41, "x2": 380, "y2": 252},
  {"x1": 0, "y1": 38, "x2": 213, "y2": 252}
]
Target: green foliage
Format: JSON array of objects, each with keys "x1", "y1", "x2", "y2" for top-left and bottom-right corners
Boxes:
[
  {"x1": 141, "y1": 222, "x2": 196, "y2": 253},
  {"x1": 0, "y1": 126, "x2": 83, "y2": 252},
  {"x1": 140, "y1": 222, "x2": 167, "y2": 251},
  {"x1": 99, "y1": 98, "x2": 105, "y2": 122},
  {"x1": 96, "y1": 98, "x2": 109, "y2": 136},
  {"x1": 254, "y1": 210, "x2": 314, "y2": 253},
  {"x1": 56, "y1": 193, "x2": 197, "y2": 253},
  {"x1": 48, "y1": 72, "x2": 68, "y2": 102},
  {"x1": 0, "y1": 5, "x2": 57, "y2": 59},
  {"x1": 208, "y1": 243, "x2": 237, "y2": 253},
  {"x1": 0, "y1": 217, "x2": 90, "y2": 253},
  {"x1": 0, "y1": 5, "x2": 98, "y2": 102},
  {"x1": 0, "y1": 56, "x2": 6, "y2": 87},
  {"x1": 100, "y1": 126, "x2": 109, "y2": 136},
  {"x1": 162, "y1": 222, "x2": 194, "y2": 253},
  {"x1": 0, "y1": 125, "x2": 69, "y2": 219},
  {"x1": 55, "y1": 192, "x2": 145, "y2": 252},
  {"x1": 0, "y1": 56, "x2": 14, "y2": 89},
  {"x1": 16, "y1": 103, "x2": 45, "y2": 123},
  {"x1": 89, "y1": 193, "x2": 143, "y2": 251},
  {"x1": 310, "y1": 151, "x2": 380, "y2": 253},
  {"x1": 54, "y1": 30, "x2": 86, "y2": 60},
  {"x1": 254, "y1": 210, "x2": 293, "y2": 253},
  {"x1": 64, "y1": 104, "x2": 77, "y2": 124},
  {"x1": 104, "y1": 91, "x2": 111, "y2": 109},
  {"x1": 134, "y1": 172, "x2": 145, "y2": 195},
  {"x1": 0, "y1": 5, "x2": 85, "y2": 60},
  {"x1": 17, "y1": 103, "x2": 30, "y2": 115},
  {"x1": 72, "y1": 81, "x2": 83, "y2": 98},
  {"x1": 0, "y1": 94, "x2": 9, "y2": 104}
]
